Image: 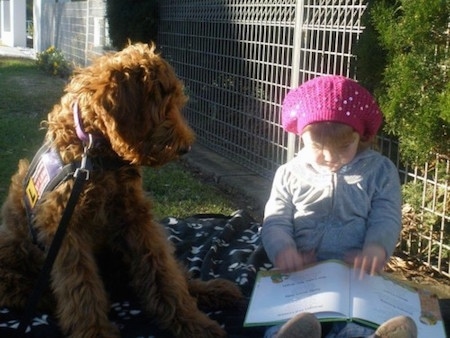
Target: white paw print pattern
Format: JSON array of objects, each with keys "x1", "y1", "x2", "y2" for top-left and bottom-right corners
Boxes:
[
  {"x1": 0, "y1": 309, "x2": 50, "y2": 332},
  {"x1": 111, "y1": 301, "x2": 142, "y2": 320}
]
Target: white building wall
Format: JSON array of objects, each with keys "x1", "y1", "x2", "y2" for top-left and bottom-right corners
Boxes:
[{"x1": 1, "y1": 0, "x2": 26, "y2": 47}]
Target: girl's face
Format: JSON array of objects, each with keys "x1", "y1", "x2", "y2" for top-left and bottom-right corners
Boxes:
[{"x1": 301, "y1": 127, "x2": 360, "y2": 173}]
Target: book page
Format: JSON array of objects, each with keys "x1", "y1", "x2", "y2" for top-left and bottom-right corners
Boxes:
[
  {"x1": 350, "y1": 270, "x2": 446, "y2": 337},
  {"x1": 244, "y1": 261, "x2": 351, "y2": 326},
  {"x1": 350, "y1": 270, "x2": 420, "y2": 326}
]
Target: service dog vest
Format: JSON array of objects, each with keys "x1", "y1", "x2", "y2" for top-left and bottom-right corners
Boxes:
[
  {"x1": 24, "y1": 143, "x2": 76, "y2": 210},
  {"x1": 23, "y1": 141, "x2": 130, "y2": 247},
  {"x1": 23, "y1": 143, "x2": 78, "y2": 246}
]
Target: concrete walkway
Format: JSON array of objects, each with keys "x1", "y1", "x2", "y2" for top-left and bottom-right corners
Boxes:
[
  {"x1": 0, "y1": 44, "x2": 36, "y2": 59},
  {"x1": 183, "y1": 143, "x2": 272, "y2": 218}
]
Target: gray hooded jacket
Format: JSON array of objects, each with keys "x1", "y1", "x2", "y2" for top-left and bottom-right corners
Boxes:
[{"x1": 262, "y1": 149, "x2": 402, "y2": 264}]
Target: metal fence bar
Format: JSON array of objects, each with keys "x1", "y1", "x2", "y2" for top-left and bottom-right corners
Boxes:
[{"x1": 287, "y1": 0, "x2": 304, "y2": 161}]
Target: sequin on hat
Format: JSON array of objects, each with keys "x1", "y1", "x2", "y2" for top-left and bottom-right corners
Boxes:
[{"x1": 282, "y1": 75, "x2": 382, "y2": 139}]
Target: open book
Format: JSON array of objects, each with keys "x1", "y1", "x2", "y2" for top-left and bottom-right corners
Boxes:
[{"x1": 244, "y1": 260, "x2": 446, "y2": 337}]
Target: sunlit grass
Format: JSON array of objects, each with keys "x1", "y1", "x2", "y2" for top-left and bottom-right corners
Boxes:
[{"x1": 143, "y1": 163, "x2": 236, "y2": 220}]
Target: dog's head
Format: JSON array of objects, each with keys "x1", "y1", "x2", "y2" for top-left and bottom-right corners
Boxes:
[{"x1": 48, "y1": 43, "x2": 195, "y2": 167}]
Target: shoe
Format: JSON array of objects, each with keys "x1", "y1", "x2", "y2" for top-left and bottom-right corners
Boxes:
[
  {"x1": 374, "y1": 316, "x2": 417, "y2": 338},
  {"x1": 277, "y1": 312, "x2": 321, "y2": 338}
]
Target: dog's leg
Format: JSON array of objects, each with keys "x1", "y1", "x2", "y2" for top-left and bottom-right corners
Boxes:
[
  {"x1": 188, "y1": 277, "x2": 243, "y2": 309},
  {"x1": 50, "y1": 234, "x2": 120, "y2": 338},
  {"x1": 0, "y1": 162, "x2": 44, "y2": 309},
  {"x1": 127, "y1": 221, "x2": 231, "y2": 338},
  {"x1": 0, "y1": 233, "x2": 43, "y2": 309}
]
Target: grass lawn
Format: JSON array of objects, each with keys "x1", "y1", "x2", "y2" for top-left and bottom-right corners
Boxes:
[
  {"x1": 0, "y1": 58, "x2": 64, "y2": 198},
  {"x1": 0, "y1": 57, "x2": 238, "y2": 219}
]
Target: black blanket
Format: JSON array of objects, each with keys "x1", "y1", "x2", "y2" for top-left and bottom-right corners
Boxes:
[{"x1": 0, "y1": 210, "x2": 271, "y2": 337}]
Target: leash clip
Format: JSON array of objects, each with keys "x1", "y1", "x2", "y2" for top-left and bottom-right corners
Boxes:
[{"x1": 74, "y1": 134, "x2": 93, "y2": 181}]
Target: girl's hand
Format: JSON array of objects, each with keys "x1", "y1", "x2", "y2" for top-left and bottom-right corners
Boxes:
[
  {"x1": 348, "y1": 244, "x2": 386, "y2": 277},
  {"x1": 275, "y1": 248, "x2": 316, "y2": 272}
]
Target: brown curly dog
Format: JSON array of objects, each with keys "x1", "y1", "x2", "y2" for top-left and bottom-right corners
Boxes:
[{"x1": 0, "y1": 43, "x2": 242, "y2": 337}]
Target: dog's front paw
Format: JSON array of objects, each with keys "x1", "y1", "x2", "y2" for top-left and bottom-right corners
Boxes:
[
  {"x1": 189, "y1": 278, "x2": 243, "y2": 309},
  {"x1": 197, "y1": 321, "x2": 228, "y2": 338},
  {"x1": 176, "y1": 315, "x2": 227, "y2": 338},
  {"x1": 67, "y1": 322, "x2": 120, "y2": 338}
]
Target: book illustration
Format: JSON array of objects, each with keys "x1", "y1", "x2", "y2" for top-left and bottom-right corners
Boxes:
[
  {"x1": 267, "y1": 271, "x2": 288, "y2": 283},
  {"x1": 418, "y1": 289, "x2": 441, "y2": 325}
]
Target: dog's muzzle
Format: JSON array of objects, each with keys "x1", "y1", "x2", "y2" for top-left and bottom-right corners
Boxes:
[{"x1": 178, "y1": 146, "x2": 191, "y2": 156}]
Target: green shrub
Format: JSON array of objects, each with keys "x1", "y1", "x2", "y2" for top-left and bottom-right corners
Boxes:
[
  {"x1": 356, "y1": 0, "x2": 450, "y2": 165},
  {"x1": 36, "y1": 46, "x2": 72, "y2": 78},
  {"x1": 106, "y1": 0, "x2": 159, "y2": 50}
]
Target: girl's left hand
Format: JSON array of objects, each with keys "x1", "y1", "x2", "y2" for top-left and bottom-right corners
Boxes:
[{"x1": 346, "y1": 244, "x2": 386, "y2": 277}]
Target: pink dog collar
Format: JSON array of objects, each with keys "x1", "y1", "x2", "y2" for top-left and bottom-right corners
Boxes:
[{"x1": 73, "y1": 102, "x2": 103, "y2": 147}]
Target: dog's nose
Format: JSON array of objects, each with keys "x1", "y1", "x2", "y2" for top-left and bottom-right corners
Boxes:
[{"x1": 178, "y1": 146, "x2": 191, "y2": 156}]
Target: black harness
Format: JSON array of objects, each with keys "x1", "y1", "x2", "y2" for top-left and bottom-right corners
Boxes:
[
  {"x1": 22, "y1": 140, "x2": 129, "y2": 249},
  {"x1": 23, "y1": 142, "x2": 80, "y2": 248}
]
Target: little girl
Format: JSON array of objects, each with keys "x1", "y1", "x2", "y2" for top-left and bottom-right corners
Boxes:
[{"x1": 262, "y1": 75, "x2": 417, "y2": 338}]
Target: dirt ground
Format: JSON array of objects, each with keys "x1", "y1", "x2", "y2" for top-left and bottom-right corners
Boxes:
[{"x1": 385, "y1": 254, "x2": 450, "y2": 299}]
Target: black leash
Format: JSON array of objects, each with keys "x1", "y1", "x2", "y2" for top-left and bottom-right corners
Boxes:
[{"x1": 17, "y1": 147, "x2": 92, "y2": 336}]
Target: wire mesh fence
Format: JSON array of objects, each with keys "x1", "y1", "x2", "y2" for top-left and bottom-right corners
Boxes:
[
  {"x1": 37, "y1": 0, "x2": 110, "y2": 67},
  {"x1": 159, "y1": 0, "x2": 296, "y2": 178},
  {"x1": 377, "y1": 135, "x2": 450, "y2": 277}
]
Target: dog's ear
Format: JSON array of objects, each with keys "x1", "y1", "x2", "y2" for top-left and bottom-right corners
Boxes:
[{"x1": 90, "y1": 44, "x2": 193, "y2": 165}]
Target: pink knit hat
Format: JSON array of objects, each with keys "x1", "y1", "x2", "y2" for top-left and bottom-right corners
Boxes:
[{"x1": 282, "y1": 75, "x2": 382, "y2": 139}]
